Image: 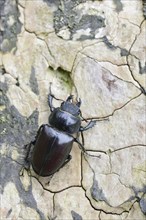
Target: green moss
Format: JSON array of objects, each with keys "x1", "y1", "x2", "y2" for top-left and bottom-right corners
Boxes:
[{"x1": 48, "y1": 66, "x2": 74, "y2": 91}]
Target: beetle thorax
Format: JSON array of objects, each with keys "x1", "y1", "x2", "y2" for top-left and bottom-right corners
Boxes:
[
  {"x1": 49, "y1": 107, "x2": 81, "y2": 134},
  {"x1": 61, "y1": 101, "x2": 80, "y2": 116}
]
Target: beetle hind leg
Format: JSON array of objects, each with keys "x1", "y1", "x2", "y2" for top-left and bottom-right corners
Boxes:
[
  {"x1": 20, "y1": 140, "x2": 35, "y2": 176},
  {"x1": 58, "y1": 155, "x2": 72, "y2": 171}
]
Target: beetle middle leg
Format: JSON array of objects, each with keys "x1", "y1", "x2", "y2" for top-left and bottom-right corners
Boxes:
[
  {"x1": 55, "y1": 155, "x2": 72, "y2": 173},
  {"x1": 74, "y1": 136, "x2": 86, "y2": 153},
  {"x1": 20, "y1": 125, "x2": 44, "y2": 176},
  {"x1": 59, "y1": 155, "x2": 72, "y2": 170},
  {"x1": 20, "y1": 141, "x2": 34, "y2": 176}
]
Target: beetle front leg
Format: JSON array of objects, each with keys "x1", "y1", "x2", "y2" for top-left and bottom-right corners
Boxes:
[
  {"x1": 48, "y1": 94, "x2": 55, "y2": 112},
  {"x1": 48, "y1": 83, "x2": 64, "y2": 112},
  {"x1": 79, "y1": 120, "x2": 96, "y2": 132}
]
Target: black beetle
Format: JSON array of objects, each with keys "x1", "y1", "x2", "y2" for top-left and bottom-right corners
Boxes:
[{"x1": 23, "y1": 85, "x2": 96, "y2": 177}]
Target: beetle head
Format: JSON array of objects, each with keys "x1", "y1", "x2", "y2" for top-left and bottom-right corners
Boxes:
[{"x1": 61, "y1": 95, "x2": 81, "y2": 116}]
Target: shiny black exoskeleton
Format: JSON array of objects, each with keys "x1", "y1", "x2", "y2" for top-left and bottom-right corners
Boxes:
[{"x1": 24, "y1": 85, "x2": 96, "y2": 177}]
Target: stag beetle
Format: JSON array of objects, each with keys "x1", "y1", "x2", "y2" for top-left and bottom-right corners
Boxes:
[{"x1": 23, "y1": 84, "x2": 96, "y2": 177}]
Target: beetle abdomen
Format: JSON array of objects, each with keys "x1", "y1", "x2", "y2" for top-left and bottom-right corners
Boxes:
[{"x1": 32, "y1": 125, "x2": 74, "y2": 176}]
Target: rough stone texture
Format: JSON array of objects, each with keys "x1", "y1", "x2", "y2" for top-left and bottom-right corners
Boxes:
[
  {"x1": 0, "y1": 0, "x2": 22, "y2": 52},
  {"x1": 0, "y1": 0, "x2": 146, "y2": 219}
]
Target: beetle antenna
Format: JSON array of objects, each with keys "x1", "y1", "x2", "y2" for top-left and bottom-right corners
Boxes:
[
  {"x1": 48, "y1": 82, "x2": 64, "y2": 102},
  {"x1": 80, "y1": 111, "x2": 88, "y2": 122}
]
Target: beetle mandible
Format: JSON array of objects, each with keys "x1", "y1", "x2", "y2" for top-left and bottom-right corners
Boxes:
[{"x1": 23, "y1": 84, "x2": 96, "y2": 177}]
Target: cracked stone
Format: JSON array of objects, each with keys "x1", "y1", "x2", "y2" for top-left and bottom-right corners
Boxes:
[
  {"x1": 118, "y1": 0, "x2": 144, "y2": 25},
  {"x1": 0, "y1": 182, "x2": 41, "y2": 219},
  {"x1": 83, "y1": 94, "x2": 145, "y2": 152},
  {"x1": 106, "y1": 17, "x2": 140, "y2": 51},
  {"x1": 98, "y1": 61, "x2": 140, "y2": 88},
  {"x1": 45, "y1": 33, "x2": 82, "y2": 71},
  {"x1": 72, "y1": 55, "x2": 140, "y2": 118},
  {"x1": 128, "y1": 21, "x2": 146, "y2": 89},
  {"x1": 81, "y1": 41, "x2": 127, "y2": 65},
  {"x1": 101, "y1": 0, "x2": 141, "y2": 50},
  {"x1": 54, "y1": 187, "x2": 100, "y2": 219},
  {"x1": 82, "y1": 155, "x2": 133, "y2": 213},
  {"x1": 24, "y1": 0, "x2": 56, "y2": 36},
  {"x1": 0, "y1": 0, "x2": 22, "y2": 52},
  {"x1": 110, "y1": 146, "x2": 146, "y2": 189},
  {"x1": 0, "y1": 0, "x2": 145, "y2": 219},
  {"x1": 125, "y1": 201, "x2": 146, "y2": 219},
  {"x1": 18, "y1": 0, "x2": 26, "y2": 8},
  {"x1": 100, "y1": 211, "x2": 127, "y2": 220},
  {"x1": 31, "y1": 177, "x2": 54, "y2": 219}
]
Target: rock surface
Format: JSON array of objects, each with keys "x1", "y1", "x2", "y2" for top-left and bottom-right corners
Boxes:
[{"x1": 0, "y1": 0, "x2": 146, "y2": 219}]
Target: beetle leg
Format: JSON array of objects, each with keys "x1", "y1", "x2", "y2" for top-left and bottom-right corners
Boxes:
[
  {"x1": 61, "y1": 155, "x2": 72, "y2": 169},
  {"x1": 80, "y1": 130, "x2": 85, "y2": 146},
  {"x1": 48, "y1": 83, "x2": 64, "y2": 111},
  {"x1": 79, "y1": 120, "x2": 96, "y2": 132},
  {"x1": 20, "y1": 141, "x2": 34, "y2": 176},
  {"x1": 66, "y1": 95, "x2": 73, "y2": 102},
  {"x1": 56, "y1": 155, "x2": 72, "y2": 172},
  {"x1": 74, "y1": 137, "x2": 86, "y2": 153},
  {"x1": 20, "y1": 125, "x2": 45, "y2": 176},
  {"x1": 48, "y1": 94, "x2": 55, "y2": 112}
]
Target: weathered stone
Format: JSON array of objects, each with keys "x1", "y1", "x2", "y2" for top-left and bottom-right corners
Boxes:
[
  {"x1": 45, "y1": 33, "x2": 82, "y2": 71},
  {"x1": 84, "y1": 94, "x2": 145, "y2": 151},
  {"x1": 128, "y1": 21, "x2": 146, "y2": 89},
  {"x1": 110, "y1": 146, "x2": 146, "y2": 189},
  {"x1": 72, "y1": 55, "x2": 140, "y2": 118},
  {"x1": 125, "y1": 202, "x2": 146, "y2": 220},
  {"x1": 100, "y1": 211, "x2": 127, "y2": 220},
  {"x1": 80, "y1": 41, "x2": 127, "y2": 65},
  {"x1": 0, "y1": 0, "x2": 145, "y2": 219},
  {"x1": 32, "y1": 178, "x2": 54, "y2": 219},
  {"x1": 119, "y1": 0, "x2": 144, "y2": 25},
  {"x1": 24, "y1": 0, "x2": 56, "y2": 36},
  {"x1": 82, "y1": 154, "x2": 135, "y2": 213},
  {"x1": 0, "y1": 0, "x2": 22, "y2": 52},
  {"x1": 18, "y1": 0, "x2": 26, "y2": 8},
  {"x1": 54, "y1": 187, "x2": 100, "y2": 219},
  {"x1": 99, "y1": 61, "x2": 140, "y2": 88}
]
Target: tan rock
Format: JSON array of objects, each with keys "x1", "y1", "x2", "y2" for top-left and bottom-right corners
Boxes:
[
  {"x1": 54, "y1": 187, "x2": 100, "y2": 219},
  {"x1": 25, "y1": 0, "x2": 56, "y2": 35},
  {"x1": 72, "y1": 55, "x2": 140, "y2": 118},
  {"x1": 84, "y1": 94, "x2": 146, "y2": 151}
]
